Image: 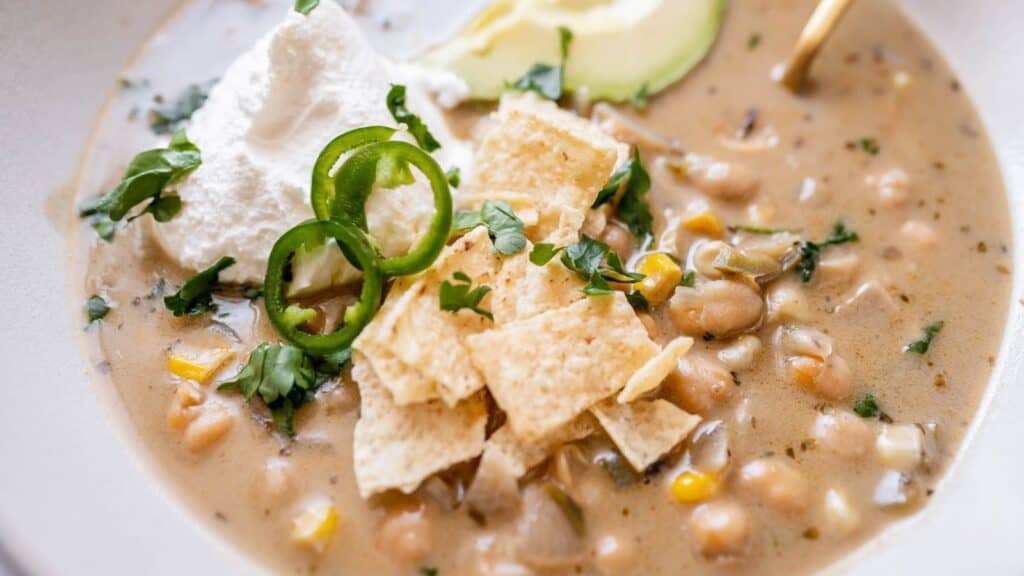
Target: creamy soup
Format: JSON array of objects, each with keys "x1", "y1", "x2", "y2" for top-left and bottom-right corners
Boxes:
[{"x1": 72, "y1": 0, "x2": 1012, "y2": 574}]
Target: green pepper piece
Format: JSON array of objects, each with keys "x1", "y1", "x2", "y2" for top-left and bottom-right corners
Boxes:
[
  {"x1": 310, "y1": 126, "x2": 397, "y2": 221},
  {"x1": 330, "y1": 140, "x2": 453, "y2": 277},
  {"x1": 264, "y1": 220, "x2": 383, "y2": 355}
]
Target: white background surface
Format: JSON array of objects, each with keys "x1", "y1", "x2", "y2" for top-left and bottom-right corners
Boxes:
[{"x1": 0, "y1": 0, "x2": 1021, "y2": 574}]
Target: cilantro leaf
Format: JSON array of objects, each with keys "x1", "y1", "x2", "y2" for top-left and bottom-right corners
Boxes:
[
  {"x1": 905, "y1": 321, "x2": 944, "y2": 354},
  {"x1": 796, "y1": 221, "x2": 859, "y2": 283},
  {"x1": 529, "y1": 243, "x2": 564, "y2": 266},
  {"x1": 452, "y1": 210, "x2": 484, "y2": 232},
  {"x1": 419, "y1": 568, "x2": 439, "y2": 576},
  {"x1": 852, "y1": 393, "x2": 880, "y2": 418},
  {"x1": 440, "y1": 272, "x2": 493, "y2": 320},
  {"x1": 511, "y1": 64, "x2": 563, "y2": 100},
  {"x1": 539, "y1": 235, "x2": 645, "y2": 297},
  {"x1": 453, "y1": 200, "x2": 526, "y2": 256},
  {"x1": 482, "y1": 201, "x2": 527, "y2": 255},
  {"x1": 386, "y1": 84, "x2": 440, "y2": 152},
  {"x1": 219, "y1": 342, "x2": 330, "y2": 436},
  {"x1": 593, "y1": 148, "x2": 653, "y2": 242},
  {"x1": 615, "y1": 148, "x2": 654, "y2": 241},
  {"x1": 626, "y1": 290, "x2": 649, "y2": 311},
  {"x1": 86, "y1": 295, "x2": 110, "y2": 323},
  {"x1": 149, "y1": 79, "x2": 216, "y2": 135},
  {"x1": 511, "y1": 27, "x2": 573, "y2": 100},
  {"x1": 132, "y1": 194, "x2": 182, "y2": 223},
  {"x1": 446, "y1": 166, "x2": 461, "y2": 188},
  {"x1": 294, "y1": 0, "x2": 319, "y2": 15},
  {"x1": 79, "y1": 129, "x2": 201, "y2": 239},
  {"x1": 163, "y1": 256, "x2": 235, "y2": 317}
]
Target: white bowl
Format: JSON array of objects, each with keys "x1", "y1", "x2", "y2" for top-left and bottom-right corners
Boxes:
[{"x1": 0, "y1": 0, "x2": 1020, "y2": 574}]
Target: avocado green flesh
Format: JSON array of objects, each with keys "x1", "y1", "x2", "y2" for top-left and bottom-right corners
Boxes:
[{"x1": 423, "y1": 0, "x2": 726, "y2": 102}]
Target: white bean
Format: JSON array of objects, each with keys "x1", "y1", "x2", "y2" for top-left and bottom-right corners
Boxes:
[
  {"x1": 592, "y1": 534, "x2": 637, "y2": 574},
  {"x1": 717, "y1": 335, "x2": 763, "y2": 371},
  {"x1": 376, "y1": 509, "x2": 433, "y2": 562},
  {"x1": 811, "y1": 410, "x2": 874, "y2": 459},
  {"x1": 184, "y1": 403, "x2": 235, "y2": 453},
  {"x1": 688, "y1": 500, "x2": 751, "y2": 558},
  {"x1": 738, "y1": 458, "x2": 810, "y2": 513}
]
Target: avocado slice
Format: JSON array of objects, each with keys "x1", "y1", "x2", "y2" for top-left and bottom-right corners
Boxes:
[{"x1": 423, "y1": 0, "x2": 726, "y2": 102}]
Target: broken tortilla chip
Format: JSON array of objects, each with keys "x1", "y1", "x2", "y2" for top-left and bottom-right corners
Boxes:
[
  {"x1": 351, "y1": 352, "x2": 488, "y2": 498},
  {"x1": 465, "y1": 416, "x2": 595, "y2": 515},
  {"x1": 467, "y1": 293, "x2": 658, "y2": 441},
  {"x1": 618, "y1": 336, "x2": 694, "y2": 403},
  {"x1": 591, "y1": 398, "x2": 701, "y2": 471},
  {"x1": 473, "y1": 93, "x2": 627, "y2": 243},
  {"x1": 355, "y1": 227, "x2": 500, "y2": 405},
  {"x1": 489, "y1": 246, "x2": 586, "y2": 324}
]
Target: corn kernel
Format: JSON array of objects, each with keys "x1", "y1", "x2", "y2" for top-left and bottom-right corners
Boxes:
[
  {"x1": 291, "y1": 503, "x2": 340, "y2": 553},
  {"x1": 683, "y1": 210, "x2": 724, "y2": 238},
  {"x1": 670, "y1": 470, "x2": 720, "y2": 504},
  {"x1": 635, "y1": 253, "x2": 683, "y2": 306},
  {"x1": 167, "y1": 349, "x2": 233, "y2": 384}
]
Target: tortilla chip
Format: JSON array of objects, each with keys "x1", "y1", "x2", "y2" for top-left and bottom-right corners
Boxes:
[
  {"x1": 618, "y1": 336, "x2": 694, "y2": 403},
  {"x1": 355, "y1": 227, "x2": 500, "y2": 405},
  {"x1": 467, "y1": 293, "x2": 658, "y2": 441},
  {"x1": 465, "y1": 416, "x2": 595, "y2": 515},
  {"x1": 591, "y1": 398, "x2": 701, "y2": 471},
  {"x1": 351, "y1": 352, "x2": 488, "y2": 498},
  {"x1": 489, "y1": 246, "x2": 586, "y2": 324},
  {"x1": 473, "y1": 93, "x2": 627, "y2": 242}
]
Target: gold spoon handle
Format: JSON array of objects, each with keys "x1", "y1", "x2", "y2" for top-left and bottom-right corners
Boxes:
[{"x1": 778, "y1": 0, "x2": 856, "y2": 92}]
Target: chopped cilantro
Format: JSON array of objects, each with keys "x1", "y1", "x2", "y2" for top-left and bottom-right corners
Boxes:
[
  {"x1": 859, "y1": 138, "x2": 881, "y2": 156},
  {"x1": 905, "y1": 321, "x2": 944, "y2": 354},
  {"x1": 163, "y1": 256, "x2": 235, "y2": 317},
  {"x1": 294, "y1": 0, "x2": 319, "y2": 15},
  {"x1": 219, "y1": 342, "x2": 345, "y2": 436},
  {"x1": 510, "y1": 26, "x2": 573, "y2": 100},
  {"x1": 131, "y1": 194, "x2": 181, "y2": 223},
  {"x1": 529, "y1": 242, "x2": 563, "y2": 266},
  {"x1": 419, "y1": 568, "x2": 439, "y2": 576},
  {"x1": 86, "y1": 295, "x2": 110, "y2": 323},
  {"x1": 453, "y1": 200, "x2": 527, "y2": 256},
  {"x1": 632, "y1": 83, "x2": 650, "y2": 110},
  {"x1": 592, "y1": 147, "x2": 652, "y2": 242},
  {"x1": 626, "y1": 290, "x2": 649, "y2": 311},
  {"x1": 795, "y1": 221, "x2": 859, "y2": 283},
  {"x1": 78, "y1": 129, "x2": 200, "y2": 239},
  {"x1": 853, "y1": 393, "x2": 880, "y2": 418},
  {"x1": 680, "y1": 270, "x2": 697, "y2": 288},
  {"x1": 439, "y1": 272, "x2": 493, "y2": 320},
  {"x1": 532, "y1": 235, "x2": 644, "y2": 296},
  {"x1": 748, "y1": 33, "x2": 762, "y2": 50},
  {"x1": 386, "y1": 84, "x2": 441, "y2": 152},
  {"x1": 445, "y1": 166, "x2": 461, "y2": 188},
  {"x1": 149, "y1": 79, "x2": 216, "y2": 135}
]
